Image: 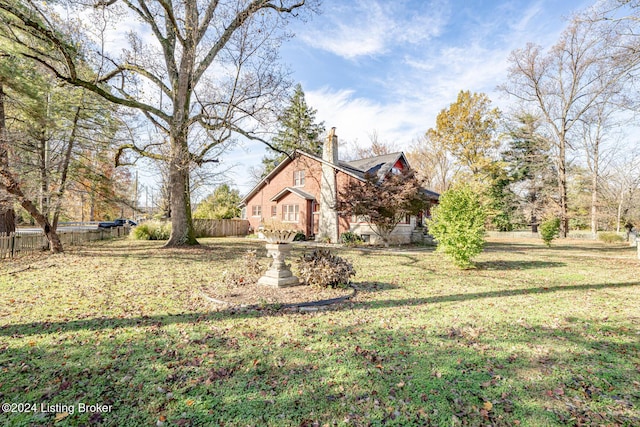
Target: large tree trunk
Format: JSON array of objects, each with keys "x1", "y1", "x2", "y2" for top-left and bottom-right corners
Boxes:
[
  {"x1": 0, "y1": 204, "x2": 14, "y2": 233},
  {"x1": 0, "y1": 169, "x2": 63, "y2": 253},
  {"x1": 52, "y1": 105, "x2": 81, "y2": 230},
  {"x1": 165, "y1": 28, "x2": 198, "y2": 247},
  {"x1": 558, "y1": 136, "x2": 569, "y2": 238},
  {"x1": 165, "y1": 137, "x2": 198, "y2": 247},
  {"x1": 39, "y1": 132, "x2": 49, "y2": 219},
  {"x1": 616, "y1": 190, "x2": 623, "y2": 233},
  {"x1": 590, "y1": 141, "x2": 599, "y2": 238},
  {"x1": 0, "y1": 82, "x2": 15, "y2": 235}
]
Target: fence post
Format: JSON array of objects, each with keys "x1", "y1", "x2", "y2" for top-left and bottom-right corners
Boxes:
[{"x1": 12, "y1": 233, "x2": 19, "y2": 257}]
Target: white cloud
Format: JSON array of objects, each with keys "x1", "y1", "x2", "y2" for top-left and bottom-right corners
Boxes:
[
  {"x1": 307, "y1": 87, "x2": 428, "y2": 151},
  {"x1": 299, "y1": 0, "x2": 448, "y2": 60},
  {"x1": 224, "y1": 0, "x2": 597, "y2": 192},
  {"x1": 299, "y1": 0, "x2": 581, "y2": 156}
]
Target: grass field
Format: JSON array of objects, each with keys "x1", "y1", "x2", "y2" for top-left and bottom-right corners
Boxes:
[{"x1": 0, "y1": 237, "x2": 638, "y2": 426}]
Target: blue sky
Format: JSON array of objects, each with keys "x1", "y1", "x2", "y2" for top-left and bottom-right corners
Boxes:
[{"x1": 222, "y1": 0, "x2": 594, "y2": 195}]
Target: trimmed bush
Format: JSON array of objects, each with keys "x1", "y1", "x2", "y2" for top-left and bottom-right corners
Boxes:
[
  {"x1": 427, "y1": 185, "x2": 486, "y2": 269},
  {"x1": 598, "y1": 232, "x2": 624, "y2": 244},
  {"x1": 340, "y1": 231, "x2": 363, "y2": 246},
  {"x1": 296, "y1": 249, "x2": 355, "y2": 288},
  {"x1": 539, "y1": 217, "x2": 560, "y2": 247},
  {"x1": 130, "y1": 221, "x2": 171, "y2": 240}
]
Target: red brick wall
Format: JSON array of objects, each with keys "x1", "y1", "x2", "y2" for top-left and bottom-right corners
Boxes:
[
  {"x1": 244, "y1": 155, "x2": 324, "y2": 236},
  {"x1": 336, "y1": 171, "x2": 362, "y2": 236},
  {"x1": 245, "y1": 153, "x2": 388, "y2": 239}
]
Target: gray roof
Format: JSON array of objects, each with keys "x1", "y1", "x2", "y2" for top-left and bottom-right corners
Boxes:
[
  {"x1": 270, "y1": 187, "x2": 316, "y2": 202},
  {"x1": 421, "y1": 188, "x2": 440, "y2": 200},
  {"x1": 341, "y1": 152, "x2": 405, "y2": 181}
]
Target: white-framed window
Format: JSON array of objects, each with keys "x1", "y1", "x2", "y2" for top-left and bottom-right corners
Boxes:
[
  {"x1": 293, "y1": 170, "x2": 305, "y2": 187},
  {"x1": 271, "y1": 205, "x2": 277, "y2": 217},
  {"x1": 282, "y1": 204, "x2": 300, "y2": 222},
  {"x1": 240, "y1": 207, "x2": 247, "y2": 219},
  {"x1": 252, "y1": 205, "x2": 262, "y2": 217}
]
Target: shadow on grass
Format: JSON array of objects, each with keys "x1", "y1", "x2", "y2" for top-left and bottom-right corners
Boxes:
[
  {"x1": 2, "y1": 314, "x2": 638, "y2": 426},
  {"x1": 484, "y1": 240, "x2": 635, "y2": 254},
  {"x1": 358, "y1": 281, "x2": 639, "y2": 310},
  {"x1": 475, "y1": 260, "x2": 566, "y2": 270},
  {"x1": 2, "y1": 281, "x2": 637, "y2": 338},
  {"x1": 68, "y1": 240, "x2": 359, "y2": 264},
  {"x1": 69, "y1": 240, "x2": 269, "y2": 262}
]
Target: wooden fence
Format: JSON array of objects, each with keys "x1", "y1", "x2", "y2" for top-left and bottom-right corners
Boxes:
[
  {"x1": 192, "y1": 219, "x2": 250, "y2": 237},
  {"x1": 0, "y1": 226, "x2": 130, "y2": 259}
]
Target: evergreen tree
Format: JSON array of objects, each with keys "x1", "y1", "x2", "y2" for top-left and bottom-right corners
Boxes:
[
  {"x1": 262, "y1": 84, "x2": 325, "y2": 174},
  {"x1": 502, "y1": 114, "x2": 555, "y2": 232},
  {"x1": 193, "y1": 184, "x2": 241, "y2": 219}
]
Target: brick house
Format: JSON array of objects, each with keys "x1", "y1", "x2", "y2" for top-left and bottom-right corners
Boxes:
[{"x1": 240, "y1": 129, "x2": 439, "y2": 243}]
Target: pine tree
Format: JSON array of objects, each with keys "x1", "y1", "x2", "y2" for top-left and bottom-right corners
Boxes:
[
  {"x1": 502, "y1": 114, "x2": 555, "y2": 232},
  {"x1": 262, "y1": 84, "x2": 324, "y2": 174}
]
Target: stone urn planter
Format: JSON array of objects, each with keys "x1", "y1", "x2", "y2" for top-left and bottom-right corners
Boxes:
[{"x1": 257, "y1": 229, "x2": 300, "y2": 288}]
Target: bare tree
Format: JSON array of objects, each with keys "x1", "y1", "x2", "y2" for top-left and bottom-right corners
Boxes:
[
  {"x1": 341, "y1": 130, "x2": 398, "y2": 161},
  {"x1": 602, "y1": 148, "x2": 640, "y2": 233},
  {"x1": 501, "y1": 17, "x2": 640, "y2": 237},
  {"x1": 406, "y1": 132, "x2": 457, "y2": 194},
  {"x1": 577, "y1": 94, "x2": 627, "y2": 236},
  {"x1": 0, "y1": 0, "x2": 315, "y2": 246}
]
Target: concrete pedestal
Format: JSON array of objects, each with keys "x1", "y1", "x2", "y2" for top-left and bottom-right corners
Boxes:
[{"x1": 257, "y1": 243, "x2": 300, "y2": 288}]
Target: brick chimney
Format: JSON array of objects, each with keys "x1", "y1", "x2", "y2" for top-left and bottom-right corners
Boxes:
[
  {"x1": 323, "y1": 127, "x2": 338, "y2": 164},
  {"x1": 319, "y1": 128, "x2": 339, "y2": 243}
]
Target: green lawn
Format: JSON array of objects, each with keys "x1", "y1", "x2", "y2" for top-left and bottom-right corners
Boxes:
[{"x1": 0, "y1": 237, "x2": 638, "y2": 426}]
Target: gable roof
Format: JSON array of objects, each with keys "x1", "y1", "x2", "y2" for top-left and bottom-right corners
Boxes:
[{"x1": 270, "y1": 187, "x2": 316, "y2": 202}]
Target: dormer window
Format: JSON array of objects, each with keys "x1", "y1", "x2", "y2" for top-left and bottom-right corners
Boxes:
[{"x1": 293, "y1": 170, "x2": 305, "y2": 186}]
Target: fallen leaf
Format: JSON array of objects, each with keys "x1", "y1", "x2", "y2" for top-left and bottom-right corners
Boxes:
[
  {"x1": 55, "y1": 412, "x2": 69, "y2": 422},
  {"x1": 185, "y1": 399, "x2": 195, "y2": 406},
  {"x1": 483, "y1": 401, "x2": 493, "y2": 411}
]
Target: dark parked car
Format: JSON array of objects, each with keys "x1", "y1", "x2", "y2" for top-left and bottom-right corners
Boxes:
[{"x1": 98, "y1": 218, "x2": 137, "y2": 228}]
